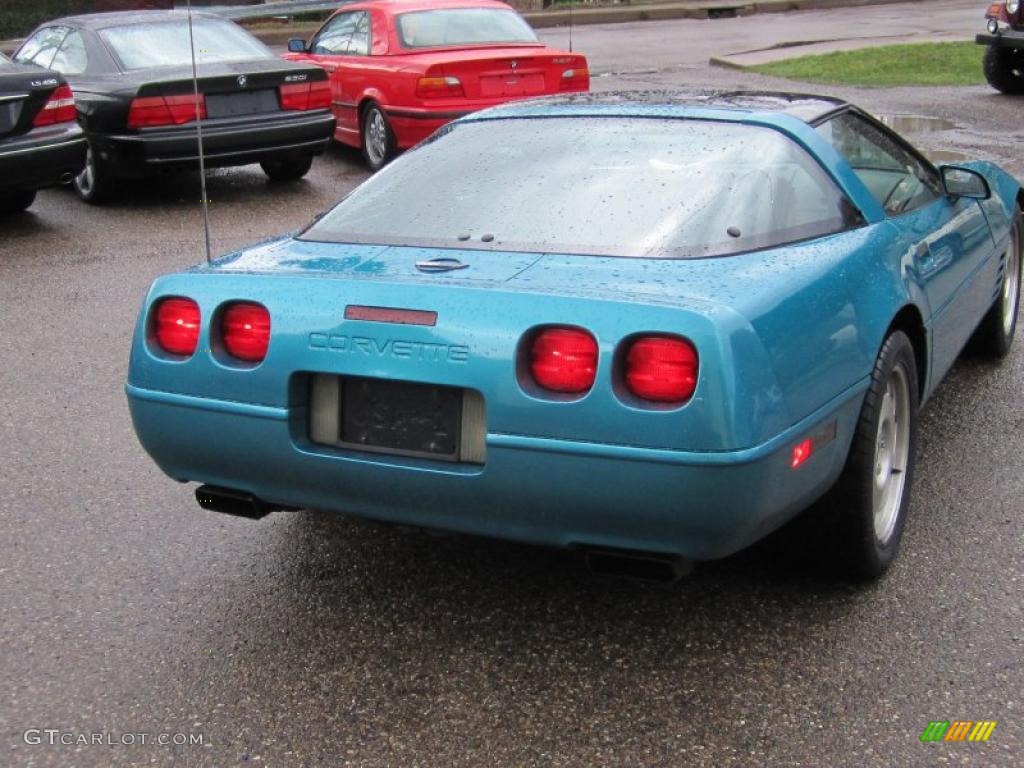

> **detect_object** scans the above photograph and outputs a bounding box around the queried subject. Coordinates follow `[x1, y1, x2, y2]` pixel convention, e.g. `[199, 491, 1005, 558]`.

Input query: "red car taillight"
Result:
[128, 94, 207, 128]
[222, 302, 271, 362]
[33, 84, 77, 127]
[530, 327, 598, 394]
[624, 336, 698, 404]
[279, 80, 331, 110]
[560, 67, 590, 91]
[415, 76, 465, 99]
[154, 298, 201, 356]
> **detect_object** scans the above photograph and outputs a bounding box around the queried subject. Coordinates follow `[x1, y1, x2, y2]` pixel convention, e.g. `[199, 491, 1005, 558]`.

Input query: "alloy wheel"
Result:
[76, 146, 96, 197]
[1002, 221, 1021, 337]
[872, 362, 911, 544]
[365, 109, 387, 166]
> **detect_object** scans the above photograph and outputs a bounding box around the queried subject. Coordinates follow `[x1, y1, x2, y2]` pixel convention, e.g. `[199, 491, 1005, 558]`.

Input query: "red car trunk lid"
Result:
[423, 49, 586, 100]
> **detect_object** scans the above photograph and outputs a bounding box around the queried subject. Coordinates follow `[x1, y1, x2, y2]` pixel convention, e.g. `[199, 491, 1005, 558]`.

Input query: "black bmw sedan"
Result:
[12, 11, 336, 204]
[0, 53, 86, 214]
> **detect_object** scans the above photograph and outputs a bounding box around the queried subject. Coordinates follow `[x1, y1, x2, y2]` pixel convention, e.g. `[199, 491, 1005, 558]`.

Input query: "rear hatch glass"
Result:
[303, 117, 862, 259]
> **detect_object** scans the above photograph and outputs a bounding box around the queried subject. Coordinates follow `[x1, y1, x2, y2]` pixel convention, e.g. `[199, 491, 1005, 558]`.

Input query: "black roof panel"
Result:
[49, 10, 221, 31]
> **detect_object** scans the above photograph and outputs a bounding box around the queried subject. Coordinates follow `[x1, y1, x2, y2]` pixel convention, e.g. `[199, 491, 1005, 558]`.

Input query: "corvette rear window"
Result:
[396, 9, 538, 49]
[303, 117, 863, 259]
[99, 19, 272, 71]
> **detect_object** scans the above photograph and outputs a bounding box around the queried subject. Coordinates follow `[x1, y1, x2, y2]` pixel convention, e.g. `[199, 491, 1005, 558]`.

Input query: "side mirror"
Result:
[287, 38, 307, 53]
[941, 165, 990, 200]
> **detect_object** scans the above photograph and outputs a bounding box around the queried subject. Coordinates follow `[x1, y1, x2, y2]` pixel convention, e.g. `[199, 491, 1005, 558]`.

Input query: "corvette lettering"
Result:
[308, 333, 468, 363]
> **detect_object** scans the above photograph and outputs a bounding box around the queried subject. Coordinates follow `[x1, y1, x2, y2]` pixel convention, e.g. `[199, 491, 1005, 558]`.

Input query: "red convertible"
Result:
[283, 0, 590, 169]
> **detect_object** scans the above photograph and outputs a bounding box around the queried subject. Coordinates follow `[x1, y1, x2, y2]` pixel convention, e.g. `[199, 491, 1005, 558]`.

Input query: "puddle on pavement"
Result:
[873, 114, 967, 163]
[923, 148, 972, 163]
[874, 114, 957, 133]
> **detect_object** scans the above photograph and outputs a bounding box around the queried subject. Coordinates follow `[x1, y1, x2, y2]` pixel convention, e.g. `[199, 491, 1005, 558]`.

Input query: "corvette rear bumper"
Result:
[95, 110, 336, 176]
[126, 380, 866, 561]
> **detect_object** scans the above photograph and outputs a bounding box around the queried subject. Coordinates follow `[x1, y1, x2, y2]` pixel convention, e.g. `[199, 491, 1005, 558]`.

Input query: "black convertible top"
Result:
[44, 10, 222, 31]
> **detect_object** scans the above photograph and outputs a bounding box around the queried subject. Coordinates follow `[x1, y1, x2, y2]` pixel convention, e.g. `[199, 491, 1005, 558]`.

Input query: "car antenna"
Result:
[569, 1, 574, 53]
[186, 0, 213, 264]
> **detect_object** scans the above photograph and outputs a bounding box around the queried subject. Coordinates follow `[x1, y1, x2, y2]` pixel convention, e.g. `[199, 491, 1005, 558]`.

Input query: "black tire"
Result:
[360, 102, 395, 172]
[73, 141, 113, 204]
[983, 45, 1024, 95]
[260, 152, 314, 182]
[971, 210, 1021, 358]
[806, 331, 920, 579]
[0, 189, 36, 214]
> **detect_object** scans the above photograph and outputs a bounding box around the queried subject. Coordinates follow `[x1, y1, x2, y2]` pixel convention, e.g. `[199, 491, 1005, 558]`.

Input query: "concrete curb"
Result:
[524, 0, 914, 28]
[710, 32, 974, 69]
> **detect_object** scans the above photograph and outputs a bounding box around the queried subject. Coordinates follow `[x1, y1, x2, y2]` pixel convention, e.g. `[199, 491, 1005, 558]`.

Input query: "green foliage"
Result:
[751, 42, 986, 87]
[1, 1, 96, 40]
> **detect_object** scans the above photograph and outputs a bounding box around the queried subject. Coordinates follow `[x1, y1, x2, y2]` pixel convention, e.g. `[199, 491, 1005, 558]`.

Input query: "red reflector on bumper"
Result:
[791, 438, 813, 469]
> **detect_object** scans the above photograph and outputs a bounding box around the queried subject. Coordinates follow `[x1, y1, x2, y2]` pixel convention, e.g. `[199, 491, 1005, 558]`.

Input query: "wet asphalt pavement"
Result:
[1, 4, 1022, 766]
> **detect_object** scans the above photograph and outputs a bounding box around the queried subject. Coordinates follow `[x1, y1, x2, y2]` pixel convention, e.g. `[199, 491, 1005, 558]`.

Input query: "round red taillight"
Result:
[624, 336, 698, 404]
[154, 297, 201, 356]
[222, 302, 271, 362]
[529, 327, 598, 394]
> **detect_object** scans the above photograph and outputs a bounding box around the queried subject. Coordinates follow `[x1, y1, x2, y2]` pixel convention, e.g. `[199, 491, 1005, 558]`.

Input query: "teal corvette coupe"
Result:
[126, 92, 1022, 580]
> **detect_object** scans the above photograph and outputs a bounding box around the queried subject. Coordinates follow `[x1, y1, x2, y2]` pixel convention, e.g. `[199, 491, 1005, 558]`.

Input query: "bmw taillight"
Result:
[222, 302, 270, 362]
[128, 93, 207, 128]
[154, 298, 201, 356]
[624, 336, 698, 404]
[560, 66, 590, 91]
[529, 327, 598, 394]
[415, 76, 465, 99]
[279, 80, 331, 110]
[33, 84, 77, 127]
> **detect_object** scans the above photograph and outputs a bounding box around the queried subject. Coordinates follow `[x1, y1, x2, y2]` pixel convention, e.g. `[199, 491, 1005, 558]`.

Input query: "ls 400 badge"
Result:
[308, 333, 468, 363]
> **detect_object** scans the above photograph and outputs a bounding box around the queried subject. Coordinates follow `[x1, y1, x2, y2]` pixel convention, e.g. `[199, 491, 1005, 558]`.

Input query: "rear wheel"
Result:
[0, 189, 36, 214]
[73, 142, 113, 204]
[808, 331, 919, 579]
[972, 211, 1021, 358]
[260, 152, 314, 182]
[983, 45, 1024, 95]
[361, 102, 394, 172]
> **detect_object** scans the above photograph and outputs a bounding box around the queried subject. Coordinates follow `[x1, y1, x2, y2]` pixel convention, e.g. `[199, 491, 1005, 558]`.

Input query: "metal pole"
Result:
[186, 0, 213, 264]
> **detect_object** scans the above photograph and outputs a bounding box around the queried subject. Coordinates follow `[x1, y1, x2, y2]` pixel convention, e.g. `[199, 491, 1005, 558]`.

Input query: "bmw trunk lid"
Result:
[418, 48, 588, 100]
[128, 59, 326, 116]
